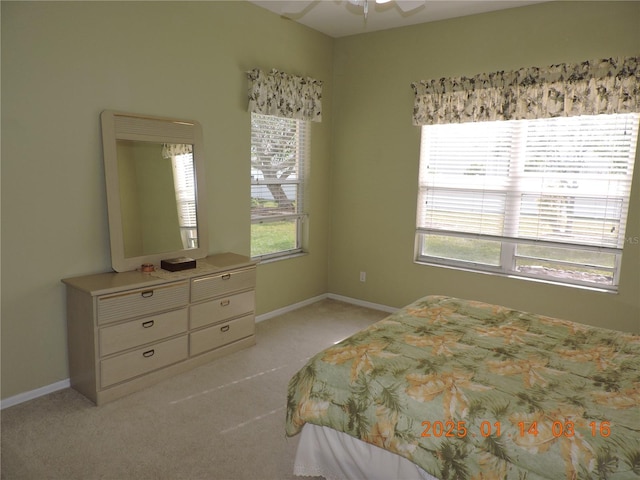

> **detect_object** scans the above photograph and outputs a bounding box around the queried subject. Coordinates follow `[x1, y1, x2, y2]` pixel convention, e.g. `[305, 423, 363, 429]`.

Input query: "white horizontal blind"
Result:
[251, 113, 307, 222]
[172, 153, 196, 228]
[418, 121, 513, 238]
[171, 152, 198, 249]
[417, 113, 639, 252]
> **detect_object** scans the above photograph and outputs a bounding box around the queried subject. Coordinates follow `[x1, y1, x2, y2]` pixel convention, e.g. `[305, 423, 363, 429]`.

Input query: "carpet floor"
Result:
[0, 299, 388, 480]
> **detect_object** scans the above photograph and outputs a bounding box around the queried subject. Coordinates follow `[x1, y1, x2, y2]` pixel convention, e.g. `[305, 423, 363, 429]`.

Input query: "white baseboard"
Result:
[1, 378, 70, 410]
[2, 293, 394, 409]
[327, 293, 398, 313]
[255, 293, 396, 323]
[255, 293, 329, 322]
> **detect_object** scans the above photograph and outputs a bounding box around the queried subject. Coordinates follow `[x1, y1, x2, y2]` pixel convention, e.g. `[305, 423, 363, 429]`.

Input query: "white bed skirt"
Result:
[293, 424, 439, 480]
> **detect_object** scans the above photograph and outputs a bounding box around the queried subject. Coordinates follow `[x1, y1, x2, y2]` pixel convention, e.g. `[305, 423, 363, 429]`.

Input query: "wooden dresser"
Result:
[62, 253, 257, 405]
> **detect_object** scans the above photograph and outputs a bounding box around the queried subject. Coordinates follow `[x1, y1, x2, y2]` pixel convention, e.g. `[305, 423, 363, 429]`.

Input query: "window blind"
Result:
[173, 153, 197, 228]
[251, 113, 307, 222]
[417, 113, 639, 252]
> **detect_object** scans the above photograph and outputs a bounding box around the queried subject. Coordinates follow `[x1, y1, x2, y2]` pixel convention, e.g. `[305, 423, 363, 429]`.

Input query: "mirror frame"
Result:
[101, 110, 209, 272]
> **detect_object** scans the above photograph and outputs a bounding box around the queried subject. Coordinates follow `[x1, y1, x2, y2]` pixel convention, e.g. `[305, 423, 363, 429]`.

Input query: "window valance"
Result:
[162, 143, 192, 159]
[411, 56, 639, 126]
[247, 68, 323, 123]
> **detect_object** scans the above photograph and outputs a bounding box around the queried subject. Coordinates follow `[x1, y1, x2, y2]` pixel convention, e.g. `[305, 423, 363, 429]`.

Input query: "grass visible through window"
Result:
[421, 234, 616, 285]
[251, 220, 297, 257]
[423, 235, 501, 265]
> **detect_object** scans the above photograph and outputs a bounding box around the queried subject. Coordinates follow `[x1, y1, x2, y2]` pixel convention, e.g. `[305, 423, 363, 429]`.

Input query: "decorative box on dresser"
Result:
[62, 253, 257, 405]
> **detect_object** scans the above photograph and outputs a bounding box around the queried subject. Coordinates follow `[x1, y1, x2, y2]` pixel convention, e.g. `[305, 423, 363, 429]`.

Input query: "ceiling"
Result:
[248, 0, 548, 38]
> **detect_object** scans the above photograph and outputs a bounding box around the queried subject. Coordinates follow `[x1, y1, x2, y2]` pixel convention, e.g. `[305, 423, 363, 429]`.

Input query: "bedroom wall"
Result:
[2, 1, 638, 404]
[1, 1, 333, 400]
[329, 1, 640, 332]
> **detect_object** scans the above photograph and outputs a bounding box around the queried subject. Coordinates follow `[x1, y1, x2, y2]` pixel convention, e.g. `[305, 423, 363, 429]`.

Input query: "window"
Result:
[415, 113, 639, 290]
[251, 113, 308, 260]
[172, 151, 197, 249]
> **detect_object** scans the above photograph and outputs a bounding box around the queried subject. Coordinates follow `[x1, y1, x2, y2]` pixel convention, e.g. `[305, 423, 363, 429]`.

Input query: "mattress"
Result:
[286, 295, 640, 479]
[294, 423, 438, 480]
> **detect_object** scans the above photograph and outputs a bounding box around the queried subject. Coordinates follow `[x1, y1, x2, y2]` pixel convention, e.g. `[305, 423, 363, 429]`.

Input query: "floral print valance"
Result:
[162, 143, 192, 159]
[247, 68, 323, 122]
[411, 56, 639, 126]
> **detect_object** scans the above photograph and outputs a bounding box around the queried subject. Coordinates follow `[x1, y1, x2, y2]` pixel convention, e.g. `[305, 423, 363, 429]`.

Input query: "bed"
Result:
[286, 295, 640, 480]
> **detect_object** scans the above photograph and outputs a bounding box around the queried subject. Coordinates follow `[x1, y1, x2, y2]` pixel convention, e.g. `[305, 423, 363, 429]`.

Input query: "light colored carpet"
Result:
[1, 299, 388, 480]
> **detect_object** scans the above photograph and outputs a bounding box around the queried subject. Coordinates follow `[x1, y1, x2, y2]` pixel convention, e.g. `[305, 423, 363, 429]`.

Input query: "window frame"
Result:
[250, 113, 309, 261]
[414, 113, 638, 292]
[415, 235, 623, 291]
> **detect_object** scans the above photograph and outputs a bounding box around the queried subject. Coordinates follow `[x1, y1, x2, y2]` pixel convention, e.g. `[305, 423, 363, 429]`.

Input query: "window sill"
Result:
[414, 258, 617, 294]
[252, 251, 308, 265]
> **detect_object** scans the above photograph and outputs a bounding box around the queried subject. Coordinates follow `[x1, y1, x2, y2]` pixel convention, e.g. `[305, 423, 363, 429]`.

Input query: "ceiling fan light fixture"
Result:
[352, 0, 426, 19]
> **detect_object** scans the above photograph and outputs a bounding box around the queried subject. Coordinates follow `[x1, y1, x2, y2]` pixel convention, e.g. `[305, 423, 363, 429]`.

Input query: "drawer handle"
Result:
[142, 349, 155, 358]
[220, 325, 230, 333]
[141, 290, 154, 298]
[220, 299, 230, 307]
[142, 320, 155, 328]
[221, 274, 231, 280]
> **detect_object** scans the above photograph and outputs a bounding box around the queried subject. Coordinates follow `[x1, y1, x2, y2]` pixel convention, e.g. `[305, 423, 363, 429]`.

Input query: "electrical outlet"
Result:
[359, 271, 366, 282]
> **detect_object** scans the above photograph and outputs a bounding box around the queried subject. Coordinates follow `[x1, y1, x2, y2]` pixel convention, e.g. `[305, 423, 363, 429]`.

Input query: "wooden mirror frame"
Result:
[101, 110, 209, 272]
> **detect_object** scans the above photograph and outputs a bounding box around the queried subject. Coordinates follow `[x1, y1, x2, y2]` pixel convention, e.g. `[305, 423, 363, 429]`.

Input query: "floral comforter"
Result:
[286, 296, 640, 480]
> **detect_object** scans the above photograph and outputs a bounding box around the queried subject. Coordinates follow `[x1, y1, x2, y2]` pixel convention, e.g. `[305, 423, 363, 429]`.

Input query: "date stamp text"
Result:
[420, 420, 611, 438]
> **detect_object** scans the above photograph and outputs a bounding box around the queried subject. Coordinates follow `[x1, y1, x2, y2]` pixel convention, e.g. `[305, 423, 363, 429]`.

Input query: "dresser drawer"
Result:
[100, 335, 188, 388]
[97, 282, 189, 325]
[99, 308, 188, 357]
[191, 267, 256, 303]
[190, 314, 255, 356]
[190, 290, 255, 330]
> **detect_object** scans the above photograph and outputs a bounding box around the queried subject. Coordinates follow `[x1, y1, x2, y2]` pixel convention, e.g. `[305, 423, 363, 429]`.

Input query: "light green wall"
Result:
[1, 1, 333, 399]
[329, 1, 640, 333]
[1, 1, 638, 402]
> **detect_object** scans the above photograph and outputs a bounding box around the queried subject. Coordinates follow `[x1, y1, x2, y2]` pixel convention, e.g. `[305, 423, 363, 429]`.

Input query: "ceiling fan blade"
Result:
[281, 0, 315, 14]
[395, 0, 426, 12]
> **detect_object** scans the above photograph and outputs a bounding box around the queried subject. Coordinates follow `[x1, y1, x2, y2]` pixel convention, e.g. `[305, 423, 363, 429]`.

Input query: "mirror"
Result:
[101, 110, 208, 272]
